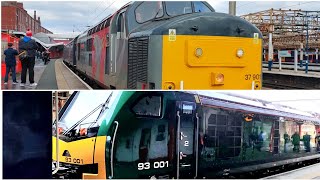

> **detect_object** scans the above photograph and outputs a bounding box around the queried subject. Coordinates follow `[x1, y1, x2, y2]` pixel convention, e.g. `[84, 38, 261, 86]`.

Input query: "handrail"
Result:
[52, 91, 60, 175]
[194, 113, 199, 178]
[176, 111, 181, 179]
[110, 121, 119, 178]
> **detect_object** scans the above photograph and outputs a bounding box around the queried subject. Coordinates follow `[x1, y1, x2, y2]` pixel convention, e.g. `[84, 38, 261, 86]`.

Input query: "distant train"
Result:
[63, 1, 263, 90]
[52, 91, 320, 179]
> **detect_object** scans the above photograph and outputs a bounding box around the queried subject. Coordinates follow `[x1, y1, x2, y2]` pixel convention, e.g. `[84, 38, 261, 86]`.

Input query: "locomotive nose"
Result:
[164, 12, 261, 38]
[160, 12, 262, 90]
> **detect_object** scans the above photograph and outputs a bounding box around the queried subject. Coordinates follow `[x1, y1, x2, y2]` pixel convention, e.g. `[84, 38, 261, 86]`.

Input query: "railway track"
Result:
[262, 82, 307, 89]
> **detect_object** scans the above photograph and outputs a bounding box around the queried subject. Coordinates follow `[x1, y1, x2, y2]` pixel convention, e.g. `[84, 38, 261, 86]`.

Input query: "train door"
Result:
[109, 9, 128, 88]
[176, 101, 198, 178]
[107, 95, 173, 178]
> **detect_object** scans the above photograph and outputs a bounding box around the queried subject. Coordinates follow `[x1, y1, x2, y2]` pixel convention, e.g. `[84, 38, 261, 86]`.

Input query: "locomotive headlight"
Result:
[211, 73, 224, 85]
[195, 48, 203, 58]
[236, 49, 244, 58]
[216, 73, 224, 83]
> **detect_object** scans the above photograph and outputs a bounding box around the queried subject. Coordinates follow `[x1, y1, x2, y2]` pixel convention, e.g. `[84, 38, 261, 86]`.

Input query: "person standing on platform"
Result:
[315, 131, 320, 152]
[3, 42, 19, 84]
[302, 132, 311, 152]
[284, 132, 290, 153]
[291, 132, 300, 152]
[18, 29, 38, 87]
[39, 51, 43, 62]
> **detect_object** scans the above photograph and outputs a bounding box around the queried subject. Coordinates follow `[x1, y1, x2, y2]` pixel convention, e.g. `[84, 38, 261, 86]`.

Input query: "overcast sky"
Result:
[22, 1, 320, 34]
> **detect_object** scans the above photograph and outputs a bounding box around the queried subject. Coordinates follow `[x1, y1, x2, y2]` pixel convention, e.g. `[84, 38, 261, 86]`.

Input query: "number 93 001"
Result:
[138, 161, 169, 170]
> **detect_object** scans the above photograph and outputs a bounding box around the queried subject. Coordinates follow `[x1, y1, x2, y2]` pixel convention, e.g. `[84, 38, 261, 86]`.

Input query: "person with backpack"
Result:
[3, 42, 19, 85]
[18, 29, 38, 87]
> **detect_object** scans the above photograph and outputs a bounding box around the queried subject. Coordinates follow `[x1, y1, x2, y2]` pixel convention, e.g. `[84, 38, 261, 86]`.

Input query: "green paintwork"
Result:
[97, 91, 135, 136]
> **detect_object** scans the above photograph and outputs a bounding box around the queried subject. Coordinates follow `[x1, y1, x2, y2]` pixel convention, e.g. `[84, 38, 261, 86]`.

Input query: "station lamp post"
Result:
[305, 11, 309, 74]
[268, 25, 274, 71]
[229, 1, 236, 16]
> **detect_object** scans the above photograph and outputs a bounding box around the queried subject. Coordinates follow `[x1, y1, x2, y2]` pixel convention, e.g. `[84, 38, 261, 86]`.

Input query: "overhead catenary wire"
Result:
[90, 0, 117, 25]
[278, 1, 317, 10]
[237, 1, 319, 16]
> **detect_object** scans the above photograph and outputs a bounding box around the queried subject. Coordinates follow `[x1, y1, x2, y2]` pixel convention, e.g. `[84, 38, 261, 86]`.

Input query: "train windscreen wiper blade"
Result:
[151, 8, 170, 22]
[88, 92, 113, 129]
[62, 103, 104, 136]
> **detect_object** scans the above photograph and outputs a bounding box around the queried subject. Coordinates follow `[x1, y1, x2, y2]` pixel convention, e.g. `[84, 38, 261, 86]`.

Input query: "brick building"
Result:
[1, 1, 52, 34]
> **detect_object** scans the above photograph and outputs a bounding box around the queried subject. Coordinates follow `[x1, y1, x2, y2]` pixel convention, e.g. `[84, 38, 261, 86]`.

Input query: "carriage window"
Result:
[105, 47, 110, 75]
[135, 2, 164, 23]
[88, 54, 92, 66]
[86, 38, 92, 51]
[132, 96, 162, 117]
[194, 2, 212, 13]
[166, 1, 192, 16]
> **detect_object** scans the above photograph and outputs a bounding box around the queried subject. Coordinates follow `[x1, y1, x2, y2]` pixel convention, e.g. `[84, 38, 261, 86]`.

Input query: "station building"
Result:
[1, 1, 52, 34]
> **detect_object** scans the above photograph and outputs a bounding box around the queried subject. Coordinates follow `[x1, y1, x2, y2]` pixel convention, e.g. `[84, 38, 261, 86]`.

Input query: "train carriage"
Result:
[64, 1, 263, 90]
[52, 91, 320, 179]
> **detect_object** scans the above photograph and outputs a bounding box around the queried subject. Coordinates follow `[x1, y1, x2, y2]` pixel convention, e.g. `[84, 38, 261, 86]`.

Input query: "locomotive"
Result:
[63, 1, 263, 90]
[52, 91, 320, 179]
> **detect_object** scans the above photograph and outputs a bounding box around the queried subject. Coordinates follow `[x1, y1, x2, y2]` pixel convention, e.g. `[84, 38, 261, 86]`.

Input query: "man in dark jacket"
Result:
[4, 42, 19, 84]
[18, 29, 38, 87]
[291, 132, 300, 152]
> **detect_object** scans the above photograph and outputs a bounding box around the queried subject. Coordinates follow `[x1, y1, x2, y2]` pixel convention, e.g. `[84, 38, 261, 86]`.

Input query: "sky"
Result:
[21, 1, 320, 34]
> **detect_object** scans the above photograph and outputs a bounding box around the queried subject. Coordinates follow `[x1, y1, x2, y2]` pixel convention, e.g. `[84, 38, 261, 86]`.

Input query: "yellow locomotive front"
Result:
[162, 33, 262, 90]
[125, 2, 262, 90]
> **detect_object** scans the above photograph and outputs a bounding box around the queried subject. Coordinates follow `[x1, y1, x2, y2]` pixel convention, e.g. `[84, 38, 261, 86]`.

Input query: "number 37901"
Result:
[245, 74, 260, 80]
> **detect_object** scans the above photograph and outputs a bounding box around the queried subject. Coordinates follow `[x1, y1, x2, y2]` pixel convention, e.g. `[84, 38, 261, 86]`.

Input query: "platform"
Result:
[263, 163, 320, 179]
[1, 58, 91, 90]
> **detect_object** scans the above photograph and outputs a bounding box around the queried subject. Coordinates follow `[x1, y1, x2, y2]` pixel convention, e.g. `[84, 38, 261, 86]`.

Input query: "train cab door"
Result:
[176, 101, 198, 178]
[109, 8, 128, 88]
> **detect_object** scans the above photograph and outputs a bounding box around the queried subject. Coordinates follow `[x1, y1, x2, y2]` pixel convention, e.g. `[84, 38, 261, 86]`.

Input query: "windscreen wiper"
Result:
[88, 92, 113, 129]
[151, 8, 170, 22]
[62, 103, 104, 136]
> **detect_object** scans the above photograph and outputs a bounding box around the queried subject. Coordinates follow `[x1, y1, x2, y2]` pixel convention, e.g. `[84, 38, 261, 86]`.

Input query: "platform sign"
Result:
[279, 50, 292, 57]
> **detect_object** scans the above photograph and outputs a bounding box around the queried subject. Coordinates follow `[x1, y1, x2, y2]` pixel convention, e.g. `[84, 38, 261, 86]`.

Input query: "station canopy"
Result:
[8, 31, 64, 52]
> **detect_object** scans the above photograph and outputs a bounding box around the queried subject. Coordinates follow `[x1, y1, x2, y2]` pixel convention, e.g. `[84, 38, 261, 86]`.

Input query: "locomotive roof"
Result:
[190, 91, 319, 123]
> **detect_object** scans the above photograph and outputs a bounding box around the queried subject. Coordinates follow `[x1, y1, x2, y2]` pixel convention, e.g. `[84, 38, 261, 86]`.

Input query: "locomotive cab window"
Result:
[166, 1, 192, 16]
[132, 95, 162, 117]
[194, 2, 212, 13]
[135, 2, 164, 23]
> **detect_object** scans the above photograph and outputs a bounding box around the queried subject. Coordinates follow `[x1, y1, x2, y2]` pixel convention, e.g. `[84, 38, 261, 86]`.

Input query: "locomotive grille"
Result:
[128, 37, 149, 89]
